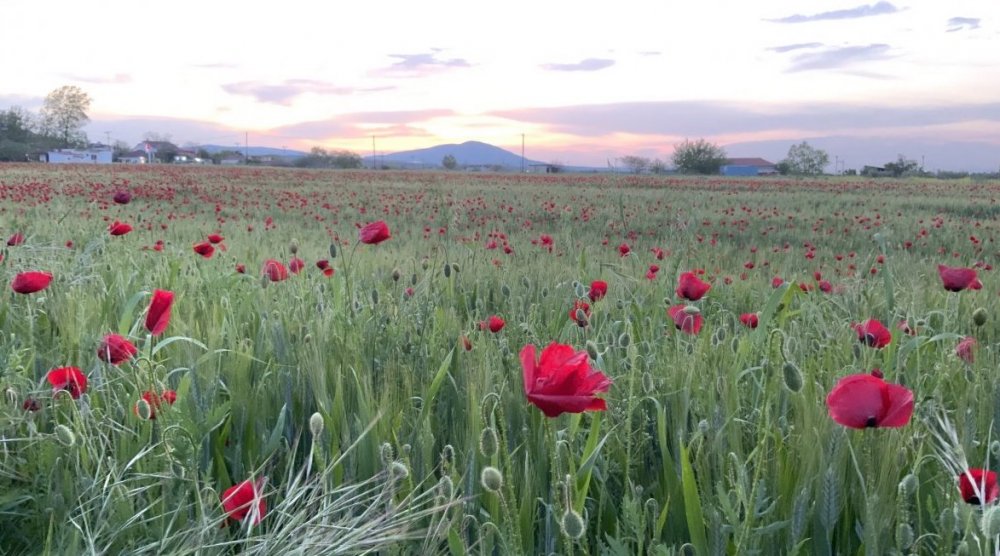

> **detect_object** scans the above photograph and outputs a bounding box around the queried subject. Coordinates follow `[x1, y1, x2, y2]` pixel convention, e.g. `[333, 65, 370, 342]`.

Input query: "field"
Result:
[0, 165, 999, 555]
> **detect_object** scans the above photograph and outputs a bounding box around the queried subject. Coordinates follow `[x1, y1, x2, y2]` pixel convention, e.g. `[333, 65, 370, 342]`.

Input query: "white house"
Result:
[47, 147, 113, 164]
[119, 150, 148, 164]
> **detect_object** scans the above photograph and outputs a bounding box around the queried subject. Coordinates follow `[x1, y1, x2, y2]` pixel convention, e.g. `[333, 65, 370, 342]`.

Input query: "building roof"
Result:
[724, 158, 775, 167]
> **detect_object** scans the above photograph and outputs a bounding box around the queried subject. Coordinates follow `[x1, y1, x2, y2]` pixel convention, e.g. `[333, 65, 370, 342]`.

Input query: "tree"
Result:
[650, 158, 668, 175]
[671, 139, 727, 175]
[621, 155, 650, 174]
[780, 142, 829, 175]
[40, 86, 91, 147]
[884, 155, 919, 177]
[442, 154, 457, 170]
[330, 150, 362, 169]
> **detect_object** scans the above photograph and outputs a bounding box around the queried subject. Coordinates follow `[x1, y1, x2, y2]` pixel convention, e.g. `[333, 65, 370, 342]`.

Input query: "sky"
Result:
[2, 0, 998, 170]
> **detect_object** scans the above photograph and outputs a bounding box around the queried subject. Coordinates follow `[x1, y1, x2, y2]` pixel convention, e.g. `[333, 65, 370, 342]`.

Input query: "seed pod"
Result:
[480, 466, 503, 492]
[783, 362, 803, 393]
[561, 509, 586, 540]
[479, 427, 499, 458]
[309, 412, 324, 437]
[973, 308, 987, 327]
[55, 424, 76, 447]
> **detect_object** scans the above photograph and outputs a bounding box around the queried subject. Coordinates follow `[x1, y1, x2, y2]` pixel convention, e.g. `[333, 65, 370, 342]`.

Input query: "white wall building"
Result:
[47, 147, 112, 164]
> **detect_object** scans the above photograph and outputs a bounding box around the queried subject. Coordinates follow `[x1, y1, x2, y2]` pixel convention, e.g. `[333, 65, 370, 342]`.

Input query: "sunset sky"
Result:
[2, 0, 998, 170]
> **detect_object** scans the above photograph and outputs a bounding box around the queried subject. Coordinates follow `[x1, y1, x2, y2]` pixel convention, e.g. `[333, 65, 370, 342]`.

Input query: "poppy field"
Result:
[1, 165, 1000, 555]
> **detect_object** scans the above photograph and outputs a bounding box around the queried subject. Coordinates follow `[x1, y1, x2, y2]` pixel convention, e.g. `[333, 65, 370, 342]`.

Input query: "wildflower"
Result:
[11, 271, 52, 294]
[144, 289, 173, 336]
[826, 373, 913, 429]
[520, 342, 612, 417]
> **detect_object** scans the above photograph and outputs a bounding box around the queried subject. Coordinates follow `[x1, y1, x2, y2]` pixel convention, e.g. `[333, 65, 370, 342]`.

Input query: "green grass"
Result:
[0, 165, 998, 554]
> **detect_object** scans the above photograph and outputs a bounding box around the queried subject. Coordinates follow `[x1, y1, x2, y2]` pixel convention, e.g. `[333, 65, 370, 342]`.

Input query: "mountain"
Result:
[363, 141, 545, 169]
[196, 144, 307, 157]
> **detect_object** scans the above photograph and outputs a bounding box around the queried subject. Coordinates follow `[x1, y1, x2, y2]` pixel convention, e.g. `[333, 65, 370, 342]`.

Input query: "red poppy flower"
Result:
[588, 280, 608, 302]
[162, 389, 177, 405]
[288, 257, 305, 274]
[618, 243, 631, 257]
[109, 221, 133, 236]
[145, 289, 173, 336]
[113, 191, 132, 204]
[667, 305, 703, 335]
[959, 469, 999, 505]
[207, 233, 224, 244]
[826, 373, 913, 429]
[7, 232, 24, 246]
[675, 271, 711, 301]
[11, 271, 52, 294]
[739, 313, 759, 328]
[818, 280, 833, 293]
[315, 259, 330, 270]
[46, 366, 87, 399]
[938, 264, 982, 292]
[480, 315, 505, 333]
[322, 267, 334, 277]
[133, 389, 176, 419]
[854, 319, 891, 348]
[520, 342, 612, 417]
[97, 334, 137, 365]
[956, 336, 976, 364]
[651, 247, 665, 260]
[262, 259, 289, 282]
[898, 320, 917, 336]
[771, 276, 784, 288]
[222, 478, 267, 525]
[235, 263, 246, 274]
[359, 220, 391, 245]
[193, 242, 215, 258]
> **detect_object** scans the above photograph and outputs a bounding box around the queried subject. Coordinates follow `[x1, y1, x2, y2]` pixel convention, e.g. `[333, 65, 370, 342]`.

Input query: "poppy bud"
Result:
[501, 284, 511, 298]
[54, 424, 76, 447]
[411, 273, 418, 286]
[698, 419, 710, 435]
[440, 444, 455, 470]
[898, 474, 918, 498]
[480, 466, 503, 492]
[642, 372, 655, 394]
[259, 273, 270, 289]
[618, 333, 631, 347]
[782, 362, 803, 393]
[973, 308, 987, 326]
[585, 341, 599, 360]
[391, 268, 401, 282]
[574, 282, 586, 298]
[443, 263, 451, 278]
[461, 335, 472, 351]
[328, 243, 337, 258]
[135, 398, 153, 420]
[992, 440, 1000, 457]
[574, 309, 589, 325]
[682, 305, 700, 315]
[479, 427, 498, 458]
[541, 287, 548, 297]
[390, 461, 409, 480]
[561, 509, 586, 540]
[371, 288, 379, 305]
[896, 523, 915, 551]
[437, 476, 454, 499]
[521, 276, 530, 288]
[421, 257, 429, 270]
[380, 442, 395, 465]
[451, 263, 460, 274]
[289, 240, 298, 255]
[309, 412, 324, 438]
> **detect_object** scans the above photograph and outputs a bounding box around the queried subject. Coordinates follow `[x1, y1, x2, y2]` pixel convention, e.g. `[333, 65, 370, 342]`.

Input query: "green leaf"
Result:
[263, 403, 288, 457]
[681, 443, 708, 555]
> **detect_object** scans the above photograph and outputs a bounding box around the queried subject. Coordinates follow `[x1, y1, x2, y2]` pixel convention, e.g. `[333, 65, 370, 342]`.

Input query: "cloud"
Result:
[377, 51, 471, 77]
[541, 58, 615, 72]
[490, 100, 1000, 138]
[268, 109, 455, 140]
[638, 51, 662, 57]
[785, 44, 893, 72]
[947, 17, 981, 32]
[768, 1, 900, 23]
[222, 80, 394, 105]
[768, 42, 824, 53]
[85, 115, 240, 147]
[64, 73, 132, 85]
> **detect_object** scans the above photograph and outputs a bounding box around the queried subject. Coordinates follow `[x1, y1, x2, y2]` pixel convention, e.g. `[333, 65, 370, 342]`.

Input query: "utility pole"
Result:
[245, 132, 249, 164]
[521, 133, 525, 173]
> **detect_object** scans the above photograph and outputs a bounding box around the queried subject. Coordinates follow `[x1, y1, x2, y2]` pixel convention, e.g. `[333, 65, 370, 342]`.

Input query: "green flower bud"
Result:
[390, 461, 409, 480]
[585, 341, 599, 360]
[480, 466, 503, 492]
[328, 243, 337, 258]
[55, 424, 76, 447]
[783, 362, 803, 393]
[309, 412, 324, 438]
[973, 308, 987, 327]
[479, 427, 498, 458]
[561, 509, 586, 540]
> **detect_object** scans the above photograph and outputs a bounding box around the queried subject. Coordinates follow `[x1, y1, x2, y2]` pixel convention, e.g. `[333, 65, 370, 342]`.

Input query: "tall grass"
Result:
[0, 165, 998, 554]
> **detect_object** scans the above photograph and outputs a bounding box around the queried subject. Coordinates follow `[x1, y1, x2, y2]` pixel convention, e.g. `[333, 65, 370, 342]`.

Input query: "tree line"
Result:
[0, 85, 91, 161]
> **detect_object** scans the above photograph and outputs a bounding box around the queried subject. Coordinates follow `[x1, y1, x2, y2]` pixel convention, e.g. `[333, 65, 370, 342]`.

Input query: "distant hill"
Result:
[196, 144, 307, 157]
[363, 140, 545, 169]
